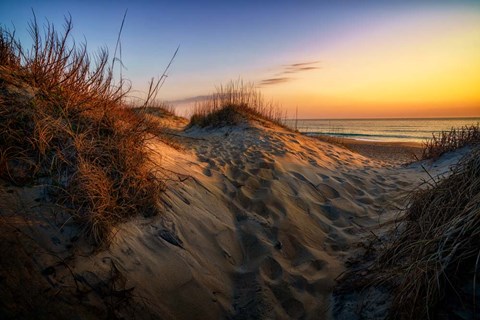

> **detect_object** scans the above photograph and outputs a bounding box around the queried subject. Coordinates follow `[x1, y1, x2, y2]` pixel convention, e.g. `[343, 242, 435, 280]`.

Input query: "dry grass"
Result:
[367, 148, 480, 319]
[422, 123, 480, 159]
[139, 100, 177, 117]
[189, 80, 286, 128]
[0, 17, 165, 244]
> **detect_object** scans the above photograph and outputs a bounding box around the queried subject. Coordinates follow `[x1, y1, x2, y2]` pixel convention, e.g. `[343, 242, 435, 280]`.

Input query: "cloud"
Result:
[281, 61, 321, 75]
[168, 94, 211, 105]
[289, 61, 320, 68]
[170, 60, 321, 105]
[258, 60, 320, 86]
[283, 66, 319, 73]
[258, 77, 291, 86]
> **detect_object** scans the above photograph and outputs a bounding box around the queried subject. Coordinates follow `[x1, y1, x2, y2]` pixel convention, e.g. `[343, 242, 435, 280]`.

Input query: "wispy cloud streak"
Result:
[258, 77, 291, 86]
[258, 60, 320, 86]
[168, 95, 211, 105]
[171, 61, 321, 104]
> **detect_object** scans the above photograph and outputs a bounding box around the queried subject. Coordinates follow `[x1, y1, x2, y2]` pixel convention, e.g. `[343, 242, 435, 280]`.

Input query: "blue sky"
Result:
[2, 1, 479, 118]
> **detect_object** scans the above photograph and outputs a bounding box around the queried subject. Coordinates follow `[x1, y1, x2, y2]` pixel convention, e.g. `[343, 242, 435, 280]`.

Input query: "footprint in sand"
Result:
[291, 171, 308, 182]
[311, 259, 327, 271]
[280, 235, 315, 267]
[331, 176, 345, 183]
[356, 196, 374, 205]
[319, 202, 335, 217]
[316, 183, 340, 199]
[295, 258, 328, 278]
[306, 277, 333, 297]
[308, 159, 320, 167]
[342, 181, 360, 195]
[291, 274, 308, 291]
[260, 256, 283, 280]
[316, 173, 330, 181]
[282, 298, 306, 319]
[267, 200, 288, 217]
[326, 233, 349, 251]
[240, 231, 269, 262]
[247, 167, 260, 175]
[251, 200, 279, 221]
[258, 160, 274, 170]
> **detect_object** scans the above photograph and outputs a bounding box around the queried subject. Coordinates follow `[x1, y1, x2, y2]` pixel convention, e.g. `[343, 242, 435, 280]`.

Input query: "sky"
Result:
[1, 0, 479, 119]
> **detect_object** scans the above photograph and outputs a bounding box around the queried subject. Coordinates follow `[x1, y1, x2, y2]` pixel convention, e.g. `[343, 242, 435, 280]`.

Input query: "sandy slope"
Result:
[0, 116, 468, 319]
[69, 119, 467, 319]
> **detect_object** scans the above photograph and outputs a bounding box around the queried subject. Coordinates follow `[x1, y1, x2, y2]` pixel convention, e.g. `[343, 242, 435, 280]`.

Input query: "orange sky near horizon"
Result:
[5, 2, 478, 119]
[259, 9, 480, 119]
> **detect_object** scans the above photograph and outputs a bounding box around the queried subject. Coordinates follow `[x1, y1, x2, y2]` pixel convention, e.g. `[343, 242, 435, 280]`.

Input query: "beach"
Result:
[289, 118, 480, 143]
[1, 5, 479, 318]
[0, 103, 474, 319]
[10, 105, 470, 316]
[339, 138, 423, 164]
[110, 117, 467, 319]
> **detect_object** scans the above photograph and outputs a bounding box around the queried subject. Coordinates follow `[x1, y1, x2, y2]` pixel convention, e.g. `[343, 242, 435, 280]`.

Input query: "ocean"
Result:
[285, 117, 480, 143]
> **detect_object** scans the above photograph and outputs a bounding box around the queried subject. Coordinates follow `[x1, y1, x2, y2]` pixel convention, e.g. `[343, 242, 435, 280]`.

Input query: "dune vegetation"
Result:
[422, 123, 480, 159]
[0, 17, 165, 244]
[335, 146, 480, 319]
[189, 80, 286, 128]
[382, 149, 479, 319]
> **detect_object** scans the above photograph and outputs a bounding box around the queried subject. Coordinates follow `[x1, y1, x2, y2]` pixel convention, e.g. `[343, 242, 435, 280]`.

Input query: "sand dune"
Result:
[0, 113, 468, 319]
[64, 118, 466, 319]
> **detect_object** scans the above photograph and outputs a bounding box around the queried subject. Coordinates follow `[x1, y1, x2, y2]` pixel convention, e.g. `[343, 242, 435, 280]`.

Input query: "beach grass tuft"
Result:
[422, 123, 480, 159]
[374, 148, 480, 319]
[137, 100, 178, 118]
[0, 16, 164, 244]
[334, 146, 480, 319]
[189, 80, 286, 128]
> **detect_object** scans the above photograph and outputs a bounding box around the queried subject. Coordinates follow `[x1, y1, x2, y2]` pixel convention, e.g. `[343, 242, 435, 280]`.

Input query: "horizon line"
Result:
[287, 116, 480, 121]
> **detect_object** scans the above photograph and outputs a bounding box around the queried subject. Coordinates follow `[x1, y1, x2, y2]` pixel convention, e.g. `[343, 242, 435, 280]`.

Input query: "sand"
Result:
[78, 119, 464, 319]
[340, 138, 423, 164]
[314, 136, 424, 165]
[0, 115, 468, 319]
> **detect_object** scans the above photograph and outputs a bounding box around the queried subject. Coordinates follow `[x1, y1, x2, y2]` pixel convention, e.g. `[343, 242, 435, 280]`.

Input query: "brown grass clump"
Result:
[369, 148, 480, 319]
[422, 123, 480, 159]
[138, 100, 178, 118]
[189, 80, 286, 128]
[0, 17, 164, 244]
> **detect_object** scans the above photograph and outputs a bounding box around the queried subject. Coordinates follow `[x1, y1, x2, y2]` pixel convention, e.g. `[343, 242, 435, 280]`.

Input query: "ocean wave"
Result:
[293, 118, 480, 142]
[304, 132, 426, 140]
